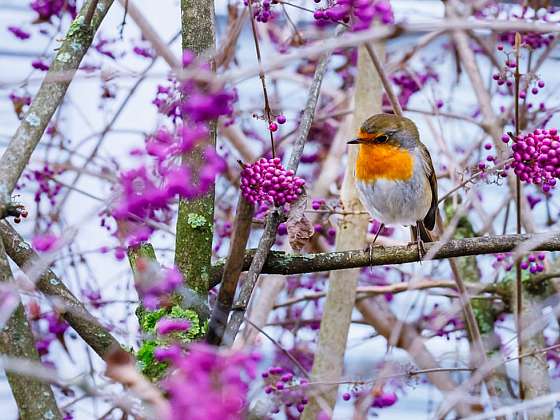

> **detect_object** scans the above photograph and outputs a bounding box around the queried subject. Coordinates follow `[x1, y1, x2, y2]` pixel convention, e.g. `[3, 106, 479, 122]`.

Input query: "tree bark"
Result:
[174, 0, 217, 307]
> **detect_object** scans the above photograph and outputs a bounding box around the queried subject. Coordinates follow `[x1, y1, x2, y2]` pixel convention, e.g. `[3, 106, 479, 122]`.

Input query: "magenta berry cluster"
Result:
[520, 252, 546, 274]
[31, 0, 77, 22]
[506, 128, 560, 192]
[313, 0, 393, 31]
[240, 158, 305, 206]
[244, 0, 277, 23]
[499, 32, 555, 51]
[262, 366, 309, 415]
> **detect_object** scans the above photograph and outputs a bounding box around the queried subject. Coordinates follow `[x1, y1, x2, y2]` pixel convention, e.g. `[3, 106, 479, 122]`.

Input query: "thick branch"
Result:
[212, 233, 560, 284]
[0, 222, 120, 359]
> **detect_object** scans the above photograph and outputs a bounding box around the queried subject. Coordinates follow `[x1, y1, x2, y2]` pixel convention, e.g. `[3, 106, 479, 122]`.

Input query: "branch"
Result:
[0, 222, 121, 359]
[0, 0, 114, 202]
[211, 232, 560, 284]
[206, 196, 253, 345]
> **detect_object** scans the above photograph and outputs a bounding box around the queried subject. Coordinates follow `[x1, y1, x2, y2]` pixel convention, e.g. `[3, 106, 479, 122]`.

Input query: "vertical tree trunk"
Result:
[0, 242, 61, 419]
[174, 0, 217, 309]
[302, 44, 382, 419]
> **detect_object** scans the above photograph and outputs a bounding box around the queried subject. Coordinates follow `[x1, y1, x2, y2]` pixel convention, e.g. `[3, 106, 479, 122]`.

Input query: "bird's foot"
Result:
[416, 237, 426, 261]
[406, 239, 426, 261]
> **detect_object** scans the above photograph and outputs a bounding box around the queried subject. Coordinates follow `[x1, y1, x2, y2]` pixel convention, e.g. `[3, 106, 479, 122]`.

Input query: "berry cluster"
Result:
[262, 366, 309, 415]
[244, 0, 277, 23]
[499, 32, 555, 51]
[505, 128, 560, 192]
[341, 386, 398, 409]
[240, 158, 305, 206]
[313, 0, 393, 31]
[31, 0, 77, 22]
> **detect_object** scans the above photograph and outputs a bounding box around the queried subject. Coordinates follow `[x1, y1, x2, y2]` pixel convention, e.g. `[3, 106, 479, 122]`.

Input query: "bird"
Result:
[347, 113, 438, 257]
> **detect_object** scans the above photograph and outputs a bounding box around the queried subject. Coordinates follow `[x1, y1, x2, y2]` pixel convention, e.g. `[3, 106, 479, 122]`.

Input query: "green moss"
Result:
[137, 340, 168, 380]
[135, 305, 207, 379]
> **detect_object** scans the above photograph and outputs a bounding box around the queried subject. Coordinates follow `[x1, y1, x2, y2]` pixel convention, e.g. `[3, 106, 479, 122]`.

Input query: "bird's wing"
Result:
[419, 143, 438, 231]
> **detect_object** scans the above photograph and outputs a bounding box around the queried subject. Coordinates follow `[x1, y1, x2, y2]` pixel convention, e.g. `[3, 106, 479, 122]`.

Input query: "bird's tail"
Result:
[410, 221, 433, 243]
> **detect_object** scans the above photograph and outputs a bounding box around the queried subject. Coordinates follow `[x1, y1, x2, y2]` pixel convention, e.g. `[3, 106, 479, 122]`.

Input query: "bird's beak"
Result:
[347, 138, 362, 144]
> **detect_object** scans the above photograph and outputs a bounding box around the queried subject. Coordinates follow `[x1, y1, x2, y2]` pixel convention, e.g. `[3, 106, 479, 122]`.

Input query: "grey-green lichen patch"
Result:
[25, 113, 40, 127]
[57, 52, 72, 63]
[70, 40, 84, 52]
[187, 212, 207, 229]
[49, 278, 60, 285]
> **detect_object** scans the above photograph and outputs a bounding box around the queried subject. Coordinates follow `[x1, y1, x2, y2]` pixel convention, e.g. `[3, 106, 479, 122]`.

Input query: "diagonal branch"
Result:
[0, 222, 120, 359]
[0, 0, 114, 203]
[206, 196, 253, 345]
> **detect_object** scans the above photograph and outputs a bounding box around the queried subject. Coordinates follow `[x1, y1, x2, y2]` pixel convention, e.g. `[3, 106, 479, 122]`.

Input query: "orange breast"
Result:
[355, 144, 414, 182]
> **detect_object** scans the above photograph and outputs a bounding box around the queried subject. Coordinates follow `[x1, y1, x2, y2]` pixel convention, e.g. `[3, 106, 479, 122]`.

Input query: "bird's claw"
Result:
[416, 238, 426, 261]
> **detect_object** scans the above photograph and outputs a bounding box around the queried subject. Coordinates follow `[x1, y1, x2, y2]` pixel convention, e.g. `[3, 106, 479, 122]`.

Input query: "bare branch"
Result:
[212, 232, 560, 283]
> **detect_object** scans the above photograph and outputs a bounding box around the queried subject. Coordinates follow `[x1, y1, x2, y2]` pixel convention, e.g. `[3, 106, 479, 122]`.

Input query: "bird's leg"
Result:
[364, 222, 385, 265]
[415, 221, 426, 260]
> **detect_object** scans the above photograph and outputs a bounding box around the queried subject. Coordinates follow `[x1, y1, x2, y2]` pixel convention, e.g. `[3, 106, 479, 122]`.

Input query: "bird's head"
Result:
[347, 113, 419, 150]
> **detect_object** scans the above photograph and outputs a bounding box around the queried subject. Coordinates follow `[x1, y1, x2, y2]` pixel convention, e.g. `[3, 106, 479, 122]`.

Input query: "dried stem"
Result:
[364, 43, 402, 116]
[116, 0, 181, 68]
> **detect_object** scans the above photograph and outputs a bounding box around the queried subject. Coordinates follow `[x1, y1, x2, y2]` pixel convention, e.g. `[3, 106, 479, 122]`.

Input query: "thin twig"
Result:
[514, 31, 524, 401]
[364, 43, 403, 116]
[247, 0, 276, 157]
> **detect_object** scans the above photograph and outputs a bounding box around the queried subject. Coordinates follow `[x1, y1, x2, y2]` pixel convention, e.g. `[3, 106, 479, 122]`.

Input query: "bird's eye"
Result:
[375, 135, 388, 143]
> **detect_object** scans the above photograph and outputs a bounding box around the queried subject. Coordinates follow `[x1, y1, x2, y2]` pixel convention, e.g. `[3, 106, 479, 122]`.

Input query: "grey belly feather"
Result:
[355, 155, 431, 226]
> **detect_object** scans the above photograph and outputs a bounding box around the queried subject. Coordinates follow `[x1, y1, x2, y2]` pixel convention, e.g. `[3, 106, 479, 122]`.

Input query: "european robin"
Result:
[347, 113, 438, 256]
